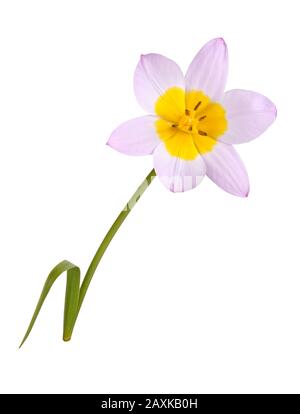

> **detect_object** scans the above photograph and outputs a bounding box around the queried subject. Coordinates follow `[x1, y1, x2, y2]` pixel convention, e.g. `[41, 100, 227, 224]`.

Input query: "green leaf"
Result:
[19, 260, 80, 347]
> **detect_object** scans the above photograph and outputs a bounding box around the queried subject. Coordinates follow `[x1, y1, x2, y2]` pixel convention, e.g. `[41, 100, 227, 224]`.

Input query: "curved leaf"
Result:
[20, 260, 80, 347]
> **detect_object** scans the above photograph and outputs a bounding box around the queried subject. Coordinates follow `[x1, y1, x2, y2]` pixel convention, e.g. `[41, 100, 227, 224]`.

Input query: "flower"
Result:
[107, 38, 276, 195]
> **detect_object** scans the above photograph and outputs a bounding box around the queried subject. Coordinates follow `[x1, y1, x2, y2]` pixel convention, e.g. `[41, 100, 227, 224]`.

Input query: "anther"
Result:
[185, 109, 190, 116]
[198, 130, 207, 136]
[171, 124, 177, 128]
[198, 115, 207, 121]
[188, 126, 193, 131]
[194, 101, 202, 111]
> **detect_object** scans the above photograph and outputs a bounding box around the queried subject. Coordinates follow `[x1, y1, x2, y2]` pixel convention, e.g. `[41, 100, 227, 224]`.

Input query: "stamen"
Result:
[198, 115, 207, 121]
[194, 101, 202, 111]
[198, 130, 207, 136]
[171, 124, 177, 128]
[188, 126, 193, 131]
[185, 109, 190, 116]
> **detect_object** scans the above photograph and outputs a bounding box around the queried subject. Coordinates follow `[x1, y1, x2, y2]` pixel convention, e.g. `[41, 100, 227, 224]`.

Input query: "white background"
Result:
[0, 0, 299, 394]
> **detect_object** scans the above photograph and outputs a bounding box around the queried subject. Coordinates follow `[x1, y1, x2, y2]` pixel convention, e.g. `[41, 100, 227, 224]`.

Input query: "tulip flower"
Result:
[108, 38, 276, 195]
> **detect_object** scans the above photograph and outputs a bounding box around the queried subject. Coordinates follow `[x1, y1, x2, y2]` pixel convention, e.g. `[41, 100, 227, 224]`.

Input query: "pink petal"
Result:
[220, 89, 277, 144]
[107, 116, 160, 156]
[134, 53, 185, 114]
[153, 143, 206, 192]
[202, 142, 249, 197]
[185, 38, 228, 101]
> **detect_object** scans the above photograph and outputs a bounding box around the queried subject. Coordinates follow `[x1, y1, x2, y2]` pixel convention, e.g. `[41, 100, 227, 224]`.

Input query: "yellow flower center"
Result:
[155, 87, 227, 160]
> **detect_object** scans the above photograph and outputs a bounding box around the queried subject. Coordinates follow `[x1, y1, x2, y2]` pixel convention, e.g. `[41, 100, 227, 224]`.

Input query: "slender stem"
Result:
[20, 168, 157, 346]
[74, 168, 156, 327]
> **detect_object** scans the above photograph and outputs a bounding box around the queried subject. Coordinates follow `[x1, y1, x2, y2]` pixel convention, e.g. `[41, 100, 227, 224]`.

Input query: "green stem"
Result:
[20, 169, 156, 347]
[67, 168, 156, 339]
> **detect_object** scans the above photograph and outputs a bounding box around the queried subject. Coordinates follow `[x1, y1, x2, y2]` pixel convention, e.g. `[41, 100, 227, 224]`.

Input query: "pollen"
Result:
[194, 101, 202, 111]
